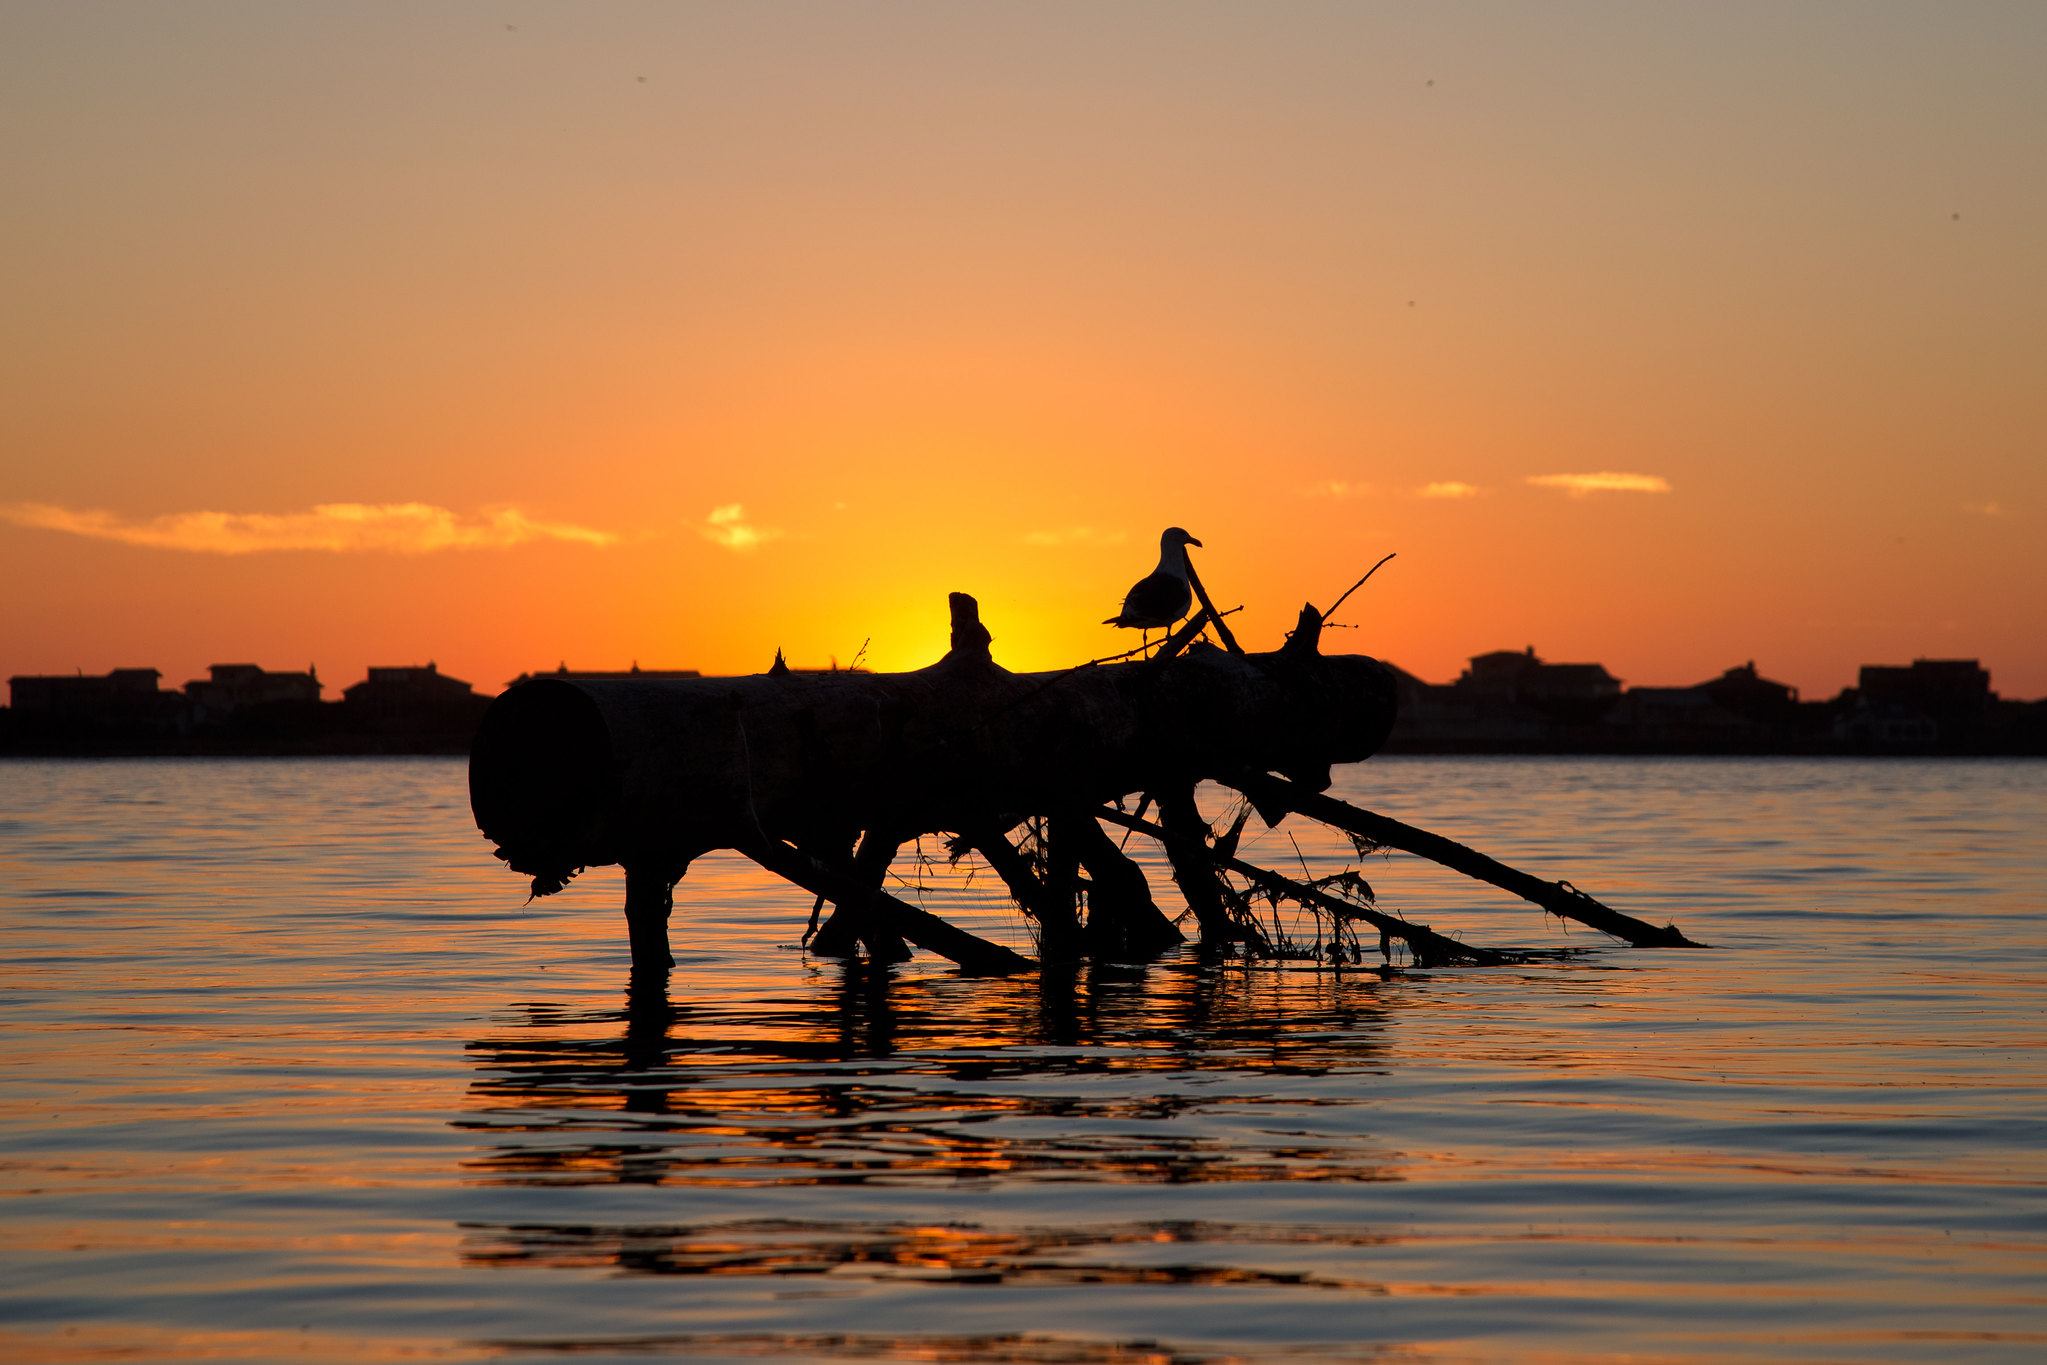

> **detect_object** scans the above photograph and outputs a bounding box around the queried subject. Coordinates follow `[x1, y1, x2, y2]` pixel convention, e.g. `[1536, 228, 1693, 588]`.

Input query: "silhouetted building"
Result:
[4, 667, 194, 745]
[1455, 648, 1540, 698]
[183, 663, 321, 721]
[1385, 655, 1834, 753]
[1833, 658, 1995, 749]
[342, 663, 479, 720]
[1451, 646, 1621, 727]
[1456, 647, 1621, 704]
[1834, 705, 1940, 746]
[507, 663, 702, 688]
[331, 663, 489, 751]
[10, 667, 168, 718]
[1855, 659, 1993, 717]
[1602, 686, 1763, 748]
[1697, 661, 1800, 723]
[1381, 661, 1552, 751]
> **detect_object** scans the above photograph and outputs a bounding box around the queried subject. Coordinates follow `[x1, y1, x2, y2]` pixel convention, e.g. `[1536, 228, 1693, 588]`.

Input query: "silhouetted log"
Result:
[1044, 817, 1084, 950]
[732, 834, 1034, 976]
[808, 830, 913, 962]
[1092, 806, 1510, 967]
[791, 831, 855, 953]
[623, 863, 682, 972]
[471, 595, 1397, 900]
[1220, 772, 1705, 948]
[1049, 812, 1185, 959]
[854, 828, 916, 962]
[963, 824, 1085, 960]
[1154, 785, 1250, 946]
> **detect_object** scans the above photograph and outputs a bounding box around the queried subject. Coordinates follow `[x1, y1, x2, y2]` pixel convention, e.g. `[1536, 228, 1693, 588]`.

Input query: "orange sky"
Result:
[4, 4, 2043, 700]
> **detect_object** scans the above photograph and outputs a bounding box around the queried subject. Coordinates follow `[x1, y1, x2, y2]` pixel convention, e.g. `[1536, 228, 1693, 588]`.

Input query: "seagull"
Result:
[1104, 527, 1202, 646]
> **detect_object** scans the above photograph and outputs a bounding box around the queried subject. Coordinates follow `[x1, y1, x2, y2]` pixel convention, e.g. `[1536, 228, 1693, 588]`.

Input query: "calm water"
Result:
[2, 757, 2043, 1363]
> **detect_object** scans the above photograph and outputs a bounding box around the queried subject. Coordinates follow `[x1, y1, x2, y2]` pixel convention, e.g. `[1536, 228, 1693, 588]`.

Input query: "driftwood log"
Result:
[469, 593, 1700, 973]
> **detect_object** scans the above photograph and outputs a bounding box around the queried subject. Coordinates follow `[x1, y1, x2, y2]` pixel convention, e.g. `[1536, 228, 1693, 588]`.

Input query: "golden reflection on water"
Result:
[457, 964, 1403, 1191]
[461, 1219, 1403, 1288]
[5, 757, 2047, 1363]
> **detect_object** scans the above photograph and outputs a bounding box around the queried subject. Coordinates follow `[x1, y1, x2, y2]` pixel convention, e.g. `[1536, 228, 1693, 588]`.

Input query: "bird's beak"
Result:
[1188, 537, 1203, 548]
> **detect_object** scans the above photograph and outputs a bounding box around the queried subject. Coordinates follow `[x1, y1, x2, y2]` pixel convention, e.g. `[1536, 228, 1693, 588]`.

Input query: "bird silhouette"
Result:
[1104, 528, 1202, 645]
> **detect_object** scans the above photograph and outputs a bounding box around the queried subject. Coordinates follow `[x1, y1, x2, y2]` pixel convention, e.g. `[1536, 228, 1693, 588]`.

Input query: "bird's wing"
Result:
[1110, 571, 1193, 627]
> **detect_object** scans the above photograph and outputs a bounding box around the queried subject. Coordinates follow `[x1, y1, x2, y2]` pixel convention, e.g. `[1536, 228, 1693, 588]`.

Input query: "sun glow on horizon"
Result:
[1, 6, 2041, 698]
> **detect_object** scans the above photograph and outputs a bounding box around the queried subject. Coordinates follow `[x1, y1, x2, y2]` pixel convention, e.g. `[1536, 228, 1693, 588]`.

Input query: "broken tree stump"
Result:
[471, 593, 1395, 971]
[470, 590, 1696, 973]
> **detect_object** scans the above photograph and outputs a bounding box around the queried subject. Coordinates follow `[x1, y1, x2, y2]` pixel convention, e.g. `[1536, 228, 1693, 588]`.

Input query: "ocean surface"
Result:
[1, 756, 2043, 1363]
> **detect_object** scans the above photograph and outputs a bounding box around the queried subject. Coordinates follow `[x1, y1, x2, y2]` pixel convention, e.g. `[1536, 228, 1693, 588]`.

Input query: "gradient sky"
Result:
[4, 2, 2043, 700]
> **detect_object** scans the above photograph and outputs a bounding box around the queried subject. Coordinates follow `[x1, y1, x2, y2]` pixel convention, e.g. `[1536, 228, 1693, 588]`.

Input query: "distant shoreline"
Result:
[9, 649, 2043, 759]
[4, 741, 2041, 760]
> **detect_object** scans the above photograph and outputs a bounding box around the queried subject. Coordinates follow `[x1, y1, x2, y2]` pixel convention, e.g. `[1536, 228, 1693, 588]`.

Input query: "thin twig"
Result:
[1322, 553, 1397, 625]
[1287, 830, 1316, 883]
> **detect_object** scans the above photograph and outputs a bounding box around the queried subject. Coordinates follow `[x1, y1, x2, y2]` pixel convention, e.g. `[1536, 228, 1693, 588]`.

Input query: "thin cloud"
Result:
[1300, 480, 1373, 499]
[0, 501, 618, 554]
[1963, 500, 2013, 517]
[1416, 481, 1484, 499]
[1526, 471, 1672, 497]
[701, 503, 782, 550]
[1022, 527, 1127, 547]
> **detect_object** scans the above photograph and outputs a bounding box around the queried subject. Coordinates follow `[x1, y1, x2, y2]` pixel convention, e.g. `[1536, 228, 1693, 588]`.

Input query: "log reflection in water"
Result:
[454, 965, 1400, 1211]
[475, 1329, 1407, 1362]
[462, 1217, 1399, 1289]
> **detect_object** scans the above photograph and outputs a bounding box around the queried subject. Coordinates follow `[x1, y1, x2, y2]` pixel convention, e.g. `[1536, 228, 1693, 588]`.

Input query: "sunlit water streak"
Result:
[1, 756, 2043, 1363]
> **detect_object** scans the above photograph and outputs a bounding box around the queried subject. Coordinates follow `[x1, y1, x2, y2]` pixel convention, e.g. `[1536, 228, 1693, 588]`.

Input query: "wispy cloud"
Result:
[1526, 471, 1672, 497]
[1022, 526, 1127, 547]
[1300, 480, 1373, 499]
[0, 501, 618, 554]
[700, 503, 782, 550]
[1416, 481, 1484, 499]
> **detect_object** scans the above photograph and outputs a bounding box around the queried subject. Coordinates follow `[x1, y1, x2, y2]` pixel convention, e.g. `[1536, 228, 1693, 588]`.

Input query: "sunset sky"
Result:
[4, 3, 2042, 700]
